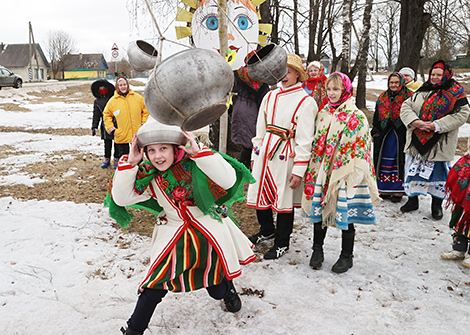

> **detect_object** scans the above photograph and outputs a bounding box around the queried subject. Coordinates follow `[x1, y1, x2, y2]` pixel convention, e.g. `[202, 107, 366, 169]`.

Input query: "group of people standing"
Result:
[371, 61, 470, 268]
[246, 54, 378, 274]
[98, 56, 470, 335]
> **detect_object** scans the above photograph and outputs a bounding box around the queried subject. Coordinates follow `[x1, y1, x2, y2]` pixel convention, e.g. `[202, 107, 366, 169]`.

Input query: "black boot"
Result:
[309, 222, 327, 269]
[332, 225, 355, 274]
[400, 196, 419, 213]
[431, 196, 443, 220]
[309, 246, 324, 269]
[120, 323, 143, 335]
[331, 254, 353, 273]
[223, 281, 241, 313]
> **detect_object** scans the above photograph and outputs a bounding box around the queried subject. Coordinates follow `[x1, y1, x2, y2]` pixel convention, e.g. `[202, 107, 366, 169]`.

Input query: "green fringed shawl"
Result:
[104, 151, 255, 229]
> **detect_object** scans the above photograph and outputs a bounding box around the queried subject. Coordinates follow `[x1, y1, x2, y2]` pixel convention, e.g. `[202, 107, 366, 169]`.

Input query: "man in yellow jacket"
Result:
[104, 77, 149, 167]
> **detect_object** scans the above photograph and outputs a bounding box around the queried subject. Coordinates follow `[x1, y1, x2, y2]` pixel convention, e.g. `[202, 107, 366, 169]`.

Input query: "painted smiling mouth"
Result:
[214, 45, 241, 53]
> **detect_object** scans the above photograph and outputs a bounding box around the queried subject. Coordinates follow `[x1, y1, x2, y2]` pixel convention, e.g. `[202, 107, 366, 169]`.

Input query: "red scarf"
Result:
[412, 61, 467, 155]
[377, 73, 412, 129]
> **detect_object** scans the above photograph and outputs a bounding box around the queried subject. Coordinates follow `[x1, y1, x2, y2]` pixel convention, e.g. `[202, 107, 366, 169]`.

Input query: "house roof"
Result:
[0, 43, 50, 68]
[65, 54, 108, 71]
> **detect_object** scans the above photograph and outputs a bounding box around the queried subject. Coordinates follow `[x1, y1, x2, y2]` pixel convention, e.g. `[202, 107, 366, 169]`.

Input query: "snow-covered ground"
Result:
[1, 79, 470, 335]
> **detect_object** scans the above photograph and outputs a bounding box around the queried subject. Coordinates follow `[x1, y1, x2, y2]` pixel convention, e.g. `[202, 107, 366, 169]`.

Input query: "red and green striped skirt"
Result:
[140, 225, 225, 292]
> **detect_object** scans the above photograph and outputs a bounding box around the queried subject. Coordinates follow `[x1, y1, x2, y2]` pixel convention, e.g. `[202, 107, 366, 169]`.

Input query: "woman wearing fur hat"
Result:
[400, 60, 470, 220]
[302, 61, 328, 110]
[91, 79, 116, 168]
[106, 121, 256, 335]
[247, 53, 317, 259]
[399, 67, 423, 92]
[103, 77, 149, 167]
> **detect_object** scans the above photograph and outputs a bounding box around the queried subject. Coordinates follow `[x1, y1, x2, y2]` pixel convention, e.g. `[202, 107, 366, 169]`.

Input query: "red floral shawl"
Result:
[445, 154, 470, 236]
[376, 72, 413, 129]
[412, 61, 467, 155]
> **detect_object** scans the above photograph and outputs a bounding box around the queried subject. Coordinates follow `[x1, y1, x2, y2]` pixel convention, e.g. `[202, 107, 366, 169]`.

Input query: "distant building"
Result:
[63, 53, 108, 80]
[0, 43, 50, 82]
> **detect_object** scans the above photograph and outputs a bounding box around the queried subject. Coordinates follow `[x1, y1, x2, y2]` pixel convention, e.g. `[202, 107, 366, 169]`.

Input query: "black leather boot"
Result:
[223, 281, 242, 313]
[310, 222, 327, 269]
[309, 246, 324, 269]
[332, 226, 355, 273]
[331, 254, 353, 273]
[400, 196, 419, 213]
[431, 196, 443, 220]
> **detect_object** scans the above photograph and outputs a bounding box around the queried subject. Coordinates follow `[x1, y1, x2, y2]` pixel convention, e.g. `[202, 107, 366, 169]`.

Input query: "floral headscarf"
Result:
[328, 72, 353, 108]
[376, 72, 413, 129]
[412, 60, 467, 156]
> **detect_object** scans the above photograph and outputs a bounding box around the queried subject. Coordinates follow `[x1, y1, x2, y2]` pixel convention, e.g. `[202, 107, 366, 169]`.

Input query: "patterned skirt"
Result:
[377, 130, 404, 194]
[140, 225, 225, 292]
[403, 154, 451, 199]
[309, 183, 376, 230]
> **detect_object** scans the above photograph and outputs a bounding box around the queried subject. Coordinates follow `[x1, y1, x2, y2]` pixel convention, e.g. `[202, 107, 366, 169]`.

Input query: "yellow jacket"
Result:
[406, 80, 423, 92]
[103, 89, 149, 144]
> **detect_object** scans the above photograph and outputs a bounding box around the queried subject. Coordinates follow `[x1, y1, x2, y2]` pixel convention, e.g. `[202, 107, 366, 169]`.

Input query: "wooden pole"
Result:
[218, 0, 228, 154]
[28, 22, 32, 82]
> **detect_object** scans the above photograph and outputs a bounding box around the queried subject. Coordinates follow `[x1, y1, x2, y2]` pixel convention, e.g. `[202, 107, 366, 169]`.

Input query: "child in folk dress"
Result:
[302, 72, 379, 273]
[105, 122, 255, 335]
[441, 137, 470, 268]
[247, 53, 318, 259]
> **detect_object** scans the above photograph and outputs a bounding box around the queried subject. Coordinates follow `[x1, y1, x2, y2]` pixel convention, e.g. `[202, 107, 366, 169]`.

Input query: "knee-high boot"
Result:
[332, 225, 355, 273]
[309, 222, 327, 269]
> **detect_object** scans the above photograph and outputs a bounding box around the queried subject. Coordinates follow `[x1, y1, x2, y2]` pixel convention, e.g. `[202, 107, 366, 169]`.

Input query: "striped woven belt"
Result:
[266, 124, 295, 160]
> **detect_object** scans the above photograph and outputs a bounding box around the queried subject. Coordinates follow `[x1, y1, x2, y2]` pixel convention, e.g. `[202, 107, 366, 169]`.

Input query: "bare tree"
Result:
[340, 0, 353, 73]
[46, 30, 77, 79]
[371, 1, 400, 71]
[395, 0, 431, 72]
[352, 0, 373, 109]
[293, 0, 300, 54]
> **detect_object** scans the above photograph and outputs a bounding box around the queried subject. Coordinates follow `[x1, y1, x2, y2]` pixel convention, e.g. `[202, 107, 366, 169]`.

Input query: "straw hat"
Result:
[136, 120, 187, 148]
[286, 54, 309, 82]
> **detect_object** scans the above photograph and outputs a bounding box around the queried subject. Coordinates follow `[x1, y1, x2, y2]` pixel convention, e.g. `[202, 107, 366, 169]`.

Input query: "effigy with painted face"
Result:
[176, 0, 272, 70]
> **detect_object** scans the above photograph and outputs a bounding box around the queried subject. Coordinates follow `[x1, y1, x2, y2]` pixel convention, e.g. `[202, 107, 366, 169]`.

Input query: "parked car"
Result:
[0, 66, 22, 89]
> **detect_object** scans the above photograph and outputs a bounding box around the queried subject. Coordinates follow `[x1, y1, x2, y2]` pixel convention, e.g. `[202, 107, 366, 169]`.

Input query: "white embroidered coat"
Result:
[247, 82, 317, 212]
[111, 148, 255, 290]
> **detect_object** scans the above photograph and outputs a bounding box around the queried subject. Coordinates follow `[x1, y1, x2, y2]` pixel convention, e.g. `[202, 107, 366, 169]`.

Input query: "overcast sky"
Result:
[1, 0, 184, 62]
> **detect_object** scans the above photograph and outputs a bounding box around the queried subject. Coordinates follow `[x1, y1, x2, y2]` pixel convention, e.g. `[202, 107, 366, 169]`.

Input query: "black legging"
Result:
[256, 208, 294, 248]
[104, 139, 119, 160]
[127, 278, 231, 333]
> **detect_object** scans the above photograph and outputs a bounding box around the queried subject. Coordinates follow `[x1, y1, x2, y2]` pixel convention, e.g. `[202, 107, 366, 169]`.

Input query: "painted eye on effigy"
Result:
[205, 15, 218, 30]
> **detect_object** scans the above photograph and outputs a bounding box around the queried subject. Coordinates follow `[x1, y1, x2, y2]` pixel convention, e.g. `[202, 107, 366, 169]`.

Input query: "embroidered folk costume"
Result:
[302, 61, 328, 111]
[106, 122, 255, 334]
[302, 73, 378, 229]
[400, 60, 470, 218]
[372, 72, 413, 198]
[247, 54, 317, 259]
[302, 72, 378, 274]
[441, 138, 470, 267]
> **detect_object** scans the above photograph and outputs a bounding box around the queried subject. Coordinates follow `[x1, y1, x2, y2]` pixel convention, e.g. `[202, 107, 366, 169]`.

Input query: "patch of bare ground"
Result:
[0, 145, 259, 237]
[0, 126, 90, 136]
[0, 103, 31, 112]
[26, 83, 95, 104]
[128, 80, 145, 86]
